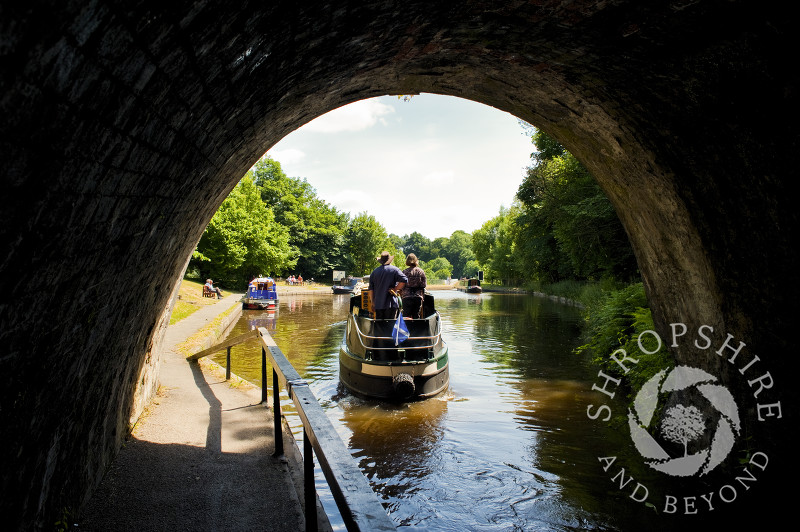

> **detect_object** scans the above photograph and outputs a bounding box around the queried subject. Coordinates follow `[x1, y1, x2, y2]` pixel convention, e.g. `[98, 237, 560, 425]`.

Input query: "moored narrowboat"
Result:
[332, 276, 365, 294]
[339, 290, 449, 401]
[242, 276, 278, 310]
[461, 278, 482, 293]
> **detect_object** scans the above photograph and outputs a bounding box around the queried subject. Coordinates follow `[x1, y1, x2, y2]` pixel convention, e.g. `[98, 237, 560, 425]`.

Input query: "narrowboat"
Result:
[242, 277, 278, 310]
[464, 279, 483, 294]
[459, 278, 482, 293]
[339, 290, 449, 401]
[332, 276, 365, 294]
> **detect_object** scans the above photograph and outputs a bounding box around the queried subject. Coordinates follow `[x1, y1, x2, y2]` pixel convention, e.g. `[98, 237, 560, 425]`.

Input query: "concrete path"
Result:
[79, 295, 327, 531]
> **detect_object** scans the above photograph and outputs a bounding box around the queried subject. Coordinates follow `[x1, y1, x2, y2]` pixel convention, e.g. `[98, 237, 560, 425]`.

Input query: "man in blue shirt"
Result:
[369, 251, 407, 319]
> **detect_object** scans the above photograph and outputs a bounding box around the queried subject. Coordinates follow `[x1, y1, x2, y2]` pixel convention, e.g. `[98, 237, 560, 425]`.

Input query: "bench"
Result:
[202, 286, 215, 298]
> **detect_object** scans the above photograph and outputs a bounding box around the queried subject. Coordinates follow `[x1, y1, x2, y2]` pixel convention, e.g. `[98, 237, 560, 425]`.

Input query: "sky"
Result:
[265, 93, 535, 240]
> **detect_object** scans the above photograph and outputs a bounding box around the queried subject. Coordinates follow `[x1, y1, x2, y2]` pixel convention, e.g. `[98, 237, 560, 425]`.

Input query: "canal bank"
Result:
[78, 293, 331, 531]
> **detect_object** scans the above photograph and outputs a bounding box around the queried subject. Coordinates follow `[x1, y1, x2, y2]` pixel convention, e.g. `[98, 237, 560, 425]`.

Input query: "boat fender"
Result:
[393, 373, 415, 399]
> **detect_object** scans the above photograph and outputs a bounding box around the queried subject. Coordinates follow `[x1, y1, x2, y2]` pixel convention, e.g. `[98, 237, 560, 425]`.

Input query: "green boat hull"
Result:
[338, 293, 449, 401]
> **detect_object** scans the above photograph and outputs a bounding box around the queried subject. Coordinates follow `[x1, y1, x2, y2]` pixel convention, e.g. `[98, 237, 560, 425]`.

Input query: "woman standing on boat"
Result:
[401, 253, 426, 319]
[369, 251, 407, 319]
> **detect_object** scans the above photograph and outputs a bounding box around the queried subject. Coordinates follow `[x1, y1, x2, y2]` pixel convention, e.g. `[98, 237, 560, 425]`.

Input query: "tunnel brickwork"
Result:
[1, 1, 797, 528]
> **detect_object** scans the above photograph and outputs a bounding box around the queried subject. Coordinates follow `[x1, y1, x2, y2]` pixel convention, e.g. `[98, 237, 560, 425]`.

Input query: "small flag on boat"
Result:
[393, 313, 410, 345]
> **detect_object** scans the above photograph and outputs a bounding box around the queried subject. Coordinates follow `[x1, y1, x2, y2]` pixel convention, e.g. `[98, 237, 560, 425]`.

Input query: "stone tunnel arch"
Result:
[1, 1, 796, 528]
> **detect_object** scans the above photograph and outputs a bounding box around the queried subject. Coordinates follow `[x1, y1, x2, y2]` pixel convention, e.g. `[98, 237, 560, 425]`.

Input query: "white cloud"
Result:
[302, 99, 395, 133]
[267, 147, 305, 164]
[327, 189, 375, 214]
[265, 94, 534, 239]
[422, 170, 455, 187]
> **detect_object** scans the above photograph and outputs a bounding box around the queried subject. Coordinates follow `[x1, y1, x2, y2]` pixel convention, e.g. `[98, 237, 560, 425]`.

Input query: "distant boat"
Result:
[332, 276, 365, 294]
[339, 290, 449, 401]
[242, 277, 278, 310]
[459, 278, 482, 293]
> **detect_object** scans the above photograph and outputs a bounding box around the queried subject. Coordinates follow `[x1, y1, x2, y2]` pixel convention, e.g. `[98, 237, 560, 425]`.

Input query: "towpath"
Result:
[78, 294, 330, 531]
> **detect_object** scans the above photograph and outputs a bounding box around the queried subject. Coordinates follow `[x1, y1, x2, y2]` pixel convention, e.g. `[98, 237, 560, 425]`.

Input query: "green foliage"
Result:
[193, 129, 637, 295]
[192, 174, 296, 288]
[471, 206, 522, 285]
[531, 128, 566, 162]
[54, 506, 73, 532]
[402, 231, 432, 260]
[386, 233, 405, 252]
[440, 230, 475, 279]
[399, 230, 474, 278]
[577, 283, 674, 404]
[421, 256, 453, 281]
[504, 130, 639, 284]
[345, 212, 388, 276]
[516, 142, 637, 282]
[462, 259, 480, 278]
[191, 249, 210, 263]
[427, 237, 449, 260]
[251, 156, 348, 279]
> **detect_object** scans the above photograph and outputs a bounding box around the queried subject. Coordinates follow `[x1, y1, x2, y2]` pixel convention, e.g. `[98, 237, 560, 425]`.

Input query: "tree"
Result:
[472, 207, 521, 285]
[441, 230, 475, 279]
[387, 233, 404, 251]
[514, 131, 638, 283]
[489, 207, 521, 285]
[381, 236, 405, 271]
[531, 128, 566, 162]
[192, 174, 296, 288]
[428, 237, 448, 260]
[422, 257, 453, 281]
[251, 156, 348, 279]
[402, 231, 432, 260]
[344, 212, 388, 276]
[463, 259, 480, 279]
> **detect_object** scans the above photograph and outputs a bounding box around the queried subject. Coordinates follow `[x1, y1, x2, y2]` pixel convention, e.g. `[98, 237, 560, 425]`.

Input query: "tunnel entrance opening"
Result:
[2, 2, 795, 529]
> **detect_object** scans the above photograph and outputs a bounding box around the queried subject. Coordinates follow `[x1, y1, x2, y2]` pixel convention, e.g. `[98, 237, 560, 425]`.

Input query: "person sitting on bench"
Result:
[204, 278, 222, 299]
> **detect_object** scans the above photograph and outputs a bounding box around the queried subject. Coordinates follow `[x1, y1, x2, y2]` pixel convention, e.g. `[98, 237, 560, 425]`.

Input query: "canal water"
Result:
[211, 290, 657, 531]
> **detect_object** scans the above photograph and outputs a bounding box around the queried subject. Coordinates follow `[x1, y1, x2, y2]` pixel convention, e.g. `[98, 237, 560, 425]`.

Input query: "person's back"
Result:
[369, 252, 407, 320]
[401, 253, 426, 318]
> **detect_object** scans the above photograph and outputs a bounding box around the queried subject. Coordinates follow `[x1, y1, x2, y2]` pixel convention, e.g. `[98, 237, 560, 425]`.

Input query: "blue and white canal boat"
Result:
[242, 276, 278, 310]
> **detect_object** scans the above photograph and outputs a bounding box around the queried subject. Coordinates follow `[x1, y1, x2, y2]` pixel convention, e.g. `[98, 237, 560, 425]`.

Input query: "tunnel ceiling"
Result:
[1, 0, 797, 528]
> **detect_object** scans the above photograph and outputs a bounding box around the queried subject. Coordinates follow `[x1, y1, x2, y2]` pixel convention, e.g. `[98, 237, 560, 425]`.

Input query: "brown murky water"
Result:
[212, 290, 661, 531]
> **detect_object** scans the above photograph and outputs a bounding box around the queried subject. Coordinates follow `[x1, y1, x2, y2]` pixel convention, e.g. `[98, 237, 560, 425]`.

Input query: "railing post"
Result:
[273, 367, 284, 457]
[226, 346, 231, 380]
[261, 347, 268, 403]
[304, 428, 318, 532]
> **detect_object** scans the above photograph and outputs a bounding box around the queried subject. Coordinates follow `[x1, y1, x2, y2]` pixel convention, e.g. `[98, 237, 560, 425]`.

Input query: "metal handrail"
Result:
[348, 313, 442, 352]
[186, 328, 396, 531]
[258, 328, 396, 531]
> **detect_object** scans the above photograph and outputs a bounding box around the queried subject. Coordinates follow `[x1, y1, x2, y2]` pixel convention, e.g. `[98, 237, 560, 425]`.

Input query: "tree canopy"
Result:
[191, 174, 295, 287]
[192, 133, 637, 290]
[472, 130, 638, 285]
[515, 132, 637, 282]
[345, 212, 388, 276]
[251, 157, 349, 280]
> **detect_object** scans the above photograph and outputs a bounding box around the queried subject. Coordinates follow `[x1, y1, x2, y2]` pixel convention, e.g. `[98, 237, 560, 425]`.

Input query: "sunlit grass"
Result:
[175, 303, 240, 357]
[168, 278, 226, 325]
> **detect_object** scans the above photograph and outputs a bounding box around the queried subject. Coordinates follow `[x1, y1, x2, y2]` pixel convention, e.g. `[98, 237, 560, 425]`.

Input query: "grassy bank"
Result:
[169, 279, 229, 325]
[174, 302, 241, 357]
[524, 278, 628, 308]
